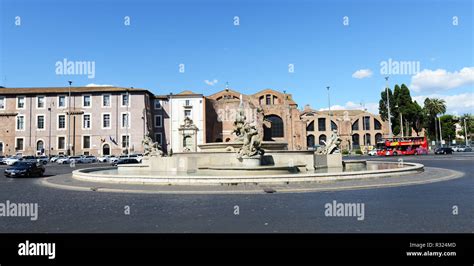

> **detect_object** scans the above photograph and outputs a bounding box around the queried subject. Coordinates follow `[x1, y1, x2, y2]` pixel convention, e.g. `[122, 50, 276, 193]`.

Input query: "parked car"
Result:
[113, 158, 139, 166]
[109, 156, 119, 163]
[456, 145, 467, 152]
[367, 150, 378, 156]
[4, 162, 45, 178]
[68, 156, 84, 164]
[434, 147, 453, 155]
[98, 155, 116, 163]
[36, 156, 49, 165]
[0, 156, 6, 165]
[50, 155, 66, 162]
[463, 146, 472, 152]
[451, 145, 460, 152]
[79, 155, 97, 163]
[56, 157, 71, 164]
[129, 154, 143, 163]
[5, 156, 22, 166]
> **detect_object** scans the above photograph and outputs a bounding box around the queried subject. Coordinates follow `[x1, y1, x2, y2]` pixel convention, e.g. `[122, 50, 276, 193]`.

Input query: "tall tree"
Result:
[423, 98, 447, 141]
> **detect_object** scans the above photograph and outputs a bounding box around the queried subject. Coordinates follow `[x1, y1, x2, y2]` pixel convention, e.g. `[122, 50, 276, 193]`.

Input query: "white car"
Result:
[50, 155, 66, 162]
[368, 150, 378, 156]
[56, 157, 71, 164]
[98, 155, 116, 163]
[36, 156, 49, 165]
[5, 156, 22, 166]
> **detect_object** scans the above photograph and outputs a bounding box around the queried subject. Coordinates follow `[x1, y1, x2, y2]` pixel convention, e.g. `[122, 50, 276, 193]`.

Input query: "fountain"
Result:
[72, 95, 424, 186]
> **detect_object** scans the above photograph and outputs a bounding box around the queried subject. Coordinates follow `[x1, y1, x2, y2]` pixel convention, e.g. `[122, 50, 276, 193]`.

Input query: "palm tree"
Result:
[424, 98, 447, 117]
[424, 98, 447, 145]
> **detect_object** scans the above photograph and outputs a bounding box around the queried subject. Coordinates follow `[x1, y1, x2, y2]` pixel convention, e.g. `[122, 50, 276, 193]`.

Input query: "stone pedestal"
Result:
[314, 153, 343, 169]
[238, 155, 262, 167]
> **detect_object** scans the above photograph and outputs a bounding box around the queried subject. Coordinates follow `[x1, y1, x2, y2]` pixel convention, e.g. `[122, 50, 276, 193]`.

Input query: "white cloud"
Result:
[204, 79, 218, 86]
[413, 92, 474, 115]
[352, 69, 373, 79]
[85, 83, 113, 87]
[410, 67, 474, 92]
[319, 101, 379, 114]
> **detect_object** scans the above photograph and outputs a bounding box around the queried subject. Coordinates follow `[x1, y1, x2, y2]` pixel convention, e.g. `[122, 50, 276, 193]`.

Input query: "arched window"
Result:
[307, 135, 315, 149]
[352, 119, 359, 131]
[265, 115, 284, 138]
[364, 133, 371, 146]
[37, 140, 44, 151]
[331, 121, 338, 131]
[375, 133, 383, 143]
[352, 134, 360, 148]
[374, 119, 382, 130]
[307, 121, 314, 131]
[319, 134, 327, 145]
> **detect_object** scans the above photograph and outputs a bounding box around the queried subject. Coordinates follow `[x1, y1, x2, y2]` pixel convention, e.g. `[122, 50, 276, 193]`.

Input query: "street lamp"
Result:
[438, 115, 443, 146]
[385, 77, 393, 138]
[395, 104, 404, 138]
[67, 81, 72, 156]
[464, 117, 469, 146]
[326, 86, 331, 117]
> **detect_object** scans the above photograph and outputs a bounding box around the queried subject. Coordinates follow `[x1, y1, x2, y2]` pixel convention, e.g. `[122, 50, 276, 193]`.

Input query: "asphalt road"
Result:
[0, 154, 472, 233]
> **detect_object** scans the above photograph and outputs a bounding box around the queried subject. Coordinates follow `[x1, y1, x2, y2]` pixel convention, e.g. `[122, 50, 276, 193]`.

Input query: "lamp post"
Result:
[438, 115, 443, 146]
[126, 89, 130, 155]
[48, 101, 53, 157]
[67, 81, 72, 156]
[326, 86, 331, 117]
[385, 77, 393, 137]
[464, 117, 469, 146]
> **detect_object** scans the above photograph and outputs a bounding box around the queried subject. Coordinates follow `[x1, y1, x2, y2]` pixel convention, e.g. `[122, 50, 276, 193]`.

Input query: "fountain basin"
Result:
[72, 161, 424, 185]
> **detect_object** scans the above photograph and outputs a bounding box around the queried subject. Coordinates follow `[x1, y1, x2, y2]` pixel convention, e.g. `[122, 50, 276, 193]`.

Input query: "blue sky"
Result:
[1, 0, 473, 114]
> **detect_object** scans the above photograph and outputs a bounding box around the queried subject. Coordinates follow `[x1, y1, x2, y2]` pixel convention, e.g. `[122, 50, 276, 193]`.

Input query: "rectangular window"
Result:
[58, 115, 66, 129]
[102, 114, 111, 128]
[122, 135, 130, 148]
[154, 115, 162, 128]
[16, 138, 24, 151]
[154, 99, 162, 109]
[17, 96, 25, 109]
[102, 94, 111, 107]
[83, 114, 91, 129]
[266, 95, 271, 105]
[58, 137, 65, 150]
[83, 136, 91, 149]
[363, 116, 371, 131]
[0, 96, 5, 109]
[83, 95, 91, 107]
[121, 94, 129, 107]
[16, 115, 25, 131]
[58, 95, 66, 108]
[155, 133, 162, 145]
[37, 96, 45, 108]
[318, 118, 326, 131]
[37, 115, 45, 129]
[184, 110, 191, 117]
[122, 113, 129, 128]
[185, 99, 190, 106]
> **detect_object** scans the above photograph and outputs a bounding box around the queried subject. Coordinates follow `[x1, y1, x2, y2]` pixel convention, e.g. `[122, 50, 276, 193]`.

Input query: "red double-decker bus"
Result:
[376, 136, 429, 156]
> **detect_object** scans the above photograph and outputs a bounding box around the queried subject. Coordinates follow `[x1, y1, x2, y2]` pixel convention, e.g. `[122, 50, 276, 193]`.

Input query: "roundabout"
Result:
[40, 165, 463, 194]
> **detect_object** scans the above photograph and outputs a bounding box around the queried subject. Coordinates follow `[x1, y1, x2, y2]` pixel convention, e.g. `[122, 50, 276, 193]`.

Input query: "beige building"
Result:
[301, 106, 390, 151]
[0, 86, 155, 156]
[0, 86, 390, 156]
